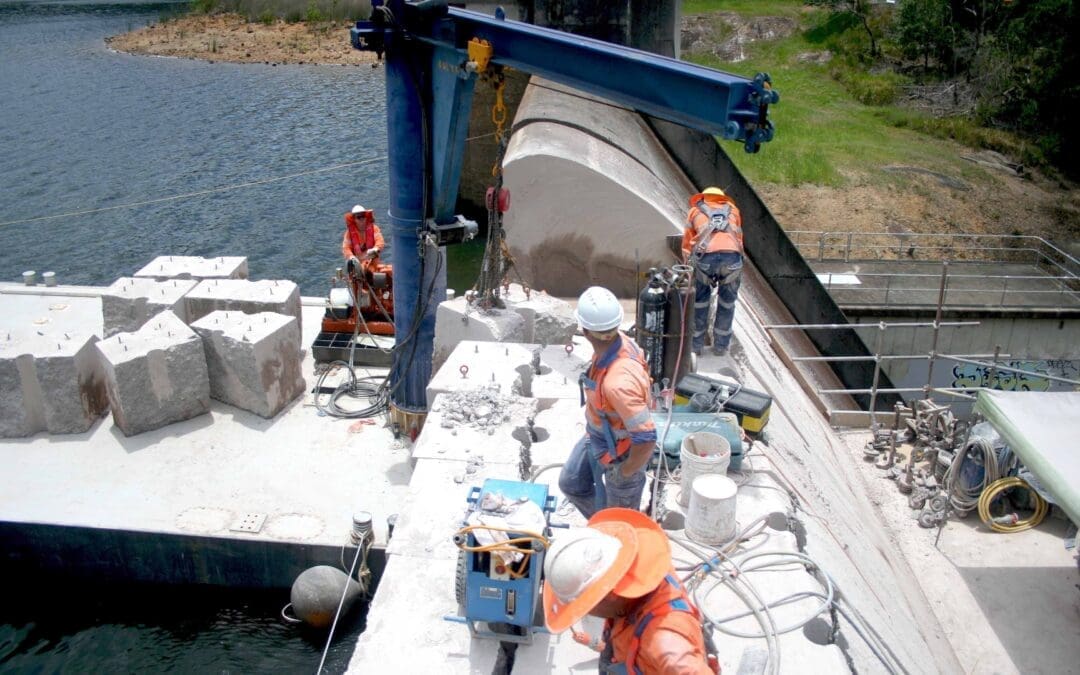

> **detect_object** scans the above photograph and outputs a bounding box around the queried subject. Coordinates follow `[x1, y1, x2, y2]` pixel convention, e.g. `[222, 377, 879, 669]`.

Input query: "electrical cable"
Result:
[977, 476, 1048, 533]
[944, 436, 1000, 516]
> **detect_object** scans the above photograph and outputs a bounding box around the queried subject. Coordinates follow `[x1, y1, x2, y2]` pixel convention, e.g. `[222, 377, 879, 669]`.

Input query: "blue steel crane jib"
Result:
[351, 0, 779, 417]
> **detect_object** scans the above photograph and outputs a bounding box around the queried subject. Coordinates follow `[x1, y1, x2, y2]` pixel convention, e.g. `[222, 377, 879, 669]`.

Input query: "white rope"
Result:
[317, 541, 365, 674]
[0, 156, 388, 228]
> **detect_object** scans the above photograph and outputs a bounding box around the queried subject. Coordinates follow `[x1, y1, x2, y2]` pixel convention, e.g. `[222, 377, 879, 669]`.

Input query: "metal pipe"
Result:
[924, 261, 948, 399]
[763, 321, 979, 330]
[987, 345, 1001, 390]
[790, 352, 1007, 363]
[868, 323, 886, 420]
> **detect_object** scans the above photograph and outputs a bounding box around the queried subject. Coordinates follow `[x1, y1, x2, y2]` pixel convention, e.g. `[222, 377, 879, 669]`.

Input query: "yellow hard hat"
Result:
[703, 187, 725, 197]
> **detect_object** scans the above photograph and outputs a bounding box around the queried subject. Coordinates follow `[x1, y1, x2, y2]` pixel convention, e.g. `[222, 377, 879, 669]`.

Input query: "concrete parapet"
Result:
[191, 311, 305, 418]
[95, 311, 210, 436]
[0, 330, 107, 437]
[134, 256, 248, 281]
[427, 339, 591, 409]
[101, 277, 199, 338]
[184, 279, 301, 333]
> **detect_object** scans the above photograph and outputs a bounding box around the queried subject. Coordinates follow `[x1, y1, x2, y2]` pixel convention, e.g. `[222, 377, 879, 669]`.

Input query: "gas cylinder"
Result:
[661, 266, 694, 383]
[636, 269, 668, 381]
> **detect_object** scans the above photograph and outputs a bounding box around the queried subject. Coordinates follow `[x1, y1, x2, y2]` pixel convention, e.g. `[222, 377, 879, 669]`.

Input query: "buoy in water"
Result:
[288, 565, 363, 628]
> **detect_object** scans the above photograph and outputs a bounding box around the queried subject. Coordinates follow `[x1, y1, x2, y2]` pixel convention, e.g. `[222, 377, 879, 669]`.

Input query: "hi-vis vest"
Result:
[600, 572, 719, 675]
[579, 336, 656, 466]
[685, 197, 744, 257]
[345, 212, 376, 257]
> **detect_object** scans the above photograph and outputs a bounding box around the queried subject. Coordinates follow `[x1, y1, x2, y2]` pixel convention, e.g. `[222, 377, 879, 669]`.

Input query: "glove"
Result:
[365, 248, 379, 260]
[347, 256, 361, 275]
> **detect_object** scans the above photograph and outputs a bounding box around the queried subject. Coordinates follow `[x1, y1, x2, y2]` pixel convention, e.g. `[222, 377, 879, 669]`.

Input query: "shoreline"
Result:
[105, 13, 378, 66]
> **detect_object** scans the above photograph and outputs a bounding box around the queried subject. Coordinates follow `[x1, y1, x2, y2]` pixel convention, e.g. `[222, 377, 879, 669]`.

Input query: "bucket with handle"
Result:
[678, 431, 731, 507]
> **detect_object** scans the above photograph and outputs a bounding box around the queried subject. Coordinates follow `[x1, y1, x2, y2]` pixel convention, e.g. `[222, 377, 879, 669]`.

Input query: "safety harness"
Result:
[690, 200, 743, 288]
[599, 574, 721, 674]
[578, 337, 649, 466]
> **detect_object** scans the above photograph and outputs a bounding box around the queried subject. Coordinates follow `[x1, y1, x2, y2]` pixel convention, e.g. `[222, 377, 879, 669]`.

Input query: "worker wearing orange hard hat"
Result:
[341, 204, 385, 276]
[680, 187, 744, 357]
[543, 508, 719, 674]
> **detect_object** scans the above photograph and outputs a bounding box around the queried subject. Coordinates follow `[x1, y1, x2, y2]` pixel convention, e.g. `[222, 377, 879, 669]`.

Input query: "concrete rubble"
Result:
[134, 255, 249, 281]
[184, 278, 302, 332]
[101, 276, 199, 337]
[0, 329, 107, 437]
[95, 310, 210, 436]
[191, 311, 305, 418]
[432, 283, 578, 371]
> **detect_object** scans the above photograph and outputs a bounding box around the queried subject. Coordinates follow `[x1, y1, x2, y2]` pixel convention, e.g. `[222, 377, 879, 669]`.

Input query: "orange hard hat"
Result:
[588, 508, 670, 598]
[542, 521, 638, 633]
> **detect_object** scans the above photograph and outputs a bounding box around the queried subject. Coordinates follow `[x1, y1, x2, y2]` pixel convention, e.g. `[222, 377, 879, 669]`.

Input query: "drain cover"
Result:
[230, 512, 267, 533]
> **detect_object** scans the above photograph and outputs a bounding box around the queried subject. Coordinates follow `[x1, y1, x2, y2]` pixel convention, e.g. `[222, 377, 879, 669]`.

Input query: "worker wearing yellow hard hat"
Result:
[543, 508, 718, 674]
[680, 187, 744, 357]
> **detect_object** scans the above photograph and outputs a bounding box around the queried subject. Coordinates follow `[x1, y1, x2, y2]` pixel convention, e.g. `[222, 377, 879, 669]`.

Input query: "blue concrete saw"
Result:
[447, 478, 555, 644]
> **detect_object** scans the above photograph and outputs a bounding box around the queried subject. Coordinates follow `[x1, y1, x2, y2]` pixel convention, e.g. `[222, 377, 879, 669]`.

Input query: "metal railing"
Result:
[788, 231, 1080, 278]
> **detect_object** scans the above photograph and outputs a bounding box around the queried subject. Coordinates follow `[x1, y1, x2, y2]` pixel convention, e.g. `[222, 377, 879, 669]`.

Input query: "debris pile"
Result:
[433, 386, 527, 433]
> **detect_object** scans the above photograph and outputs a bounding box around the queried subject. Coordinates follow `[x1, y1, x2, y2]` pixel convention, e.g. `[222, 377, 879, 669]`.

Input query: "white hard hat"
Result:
[575, 286, 623, 332]
[544, 528, 622, 604]
[352, 204, 366, 214]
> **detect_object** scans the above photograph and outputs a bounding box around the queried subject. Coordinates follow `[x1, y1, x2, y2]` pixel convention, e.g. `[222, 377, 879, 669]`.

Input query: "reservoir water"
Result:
[0, 1, 410, 671]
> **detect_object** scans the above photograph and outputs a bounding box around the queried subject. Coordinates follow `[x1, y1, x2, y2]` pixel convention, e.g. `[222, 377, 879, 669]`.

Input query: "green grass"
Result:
[683, 1, 1016, 188]
[685, 0, 806, 18]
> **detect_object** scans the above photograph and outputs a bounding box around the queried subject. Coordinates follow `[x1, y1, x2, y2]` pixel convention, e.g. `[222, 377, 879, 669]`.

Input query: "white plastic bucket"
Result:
[686, 474, 738, 545]
[678, 431, 731, 507]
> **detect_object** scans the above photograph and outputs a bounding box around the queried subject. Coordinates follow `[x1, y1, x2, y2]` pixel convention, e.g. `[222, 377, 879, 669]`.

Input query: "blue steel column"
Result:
[384, 34, 444, 412]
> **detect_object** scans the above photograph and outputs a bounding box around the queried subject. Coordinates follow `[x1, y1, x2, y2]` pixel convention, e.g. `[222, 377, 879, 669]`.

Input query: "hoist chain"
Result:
[474, 71, 510, 310]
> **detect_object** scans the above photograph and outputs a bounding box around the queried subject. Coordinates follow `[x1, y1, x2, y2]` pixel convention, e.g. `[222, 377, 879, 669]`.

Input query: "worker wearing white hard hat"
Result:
[341, 204, 385, 276]
[558, 287, 656, 519]
[543, 508, 717, 673]
[681, 187, 744, 357]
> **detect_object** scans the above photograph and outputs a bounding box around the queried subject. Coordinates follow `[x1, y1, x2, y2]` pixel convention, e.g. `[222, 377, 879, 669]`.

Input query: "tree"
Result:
[895, 0, 954, 71]
[809, 0, 883, 57]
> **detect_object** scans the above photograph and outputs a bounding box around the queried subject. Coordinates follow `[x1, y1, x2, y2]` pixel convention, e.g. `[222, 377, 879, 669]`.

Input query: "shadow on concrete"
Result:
[956, 564, 1080, 673]
[108, 411, 216, 454]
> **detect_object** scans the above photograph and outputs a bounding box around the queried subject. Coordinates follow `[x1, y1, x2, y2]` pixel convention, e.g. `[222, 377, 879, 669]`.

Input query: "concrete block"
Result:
[417, 391, 537, 463]
[427, 339, 591, 408]
[191, 311, 305, 418]
[134, 255, 248, 281]
[0, 330, 107, 437]
[184, 279, 301, 333]
[433, 297, 526, 372]
[501, 283, 579, 346]
[95, 311, 210, 436]
[101, 277, 199, 338]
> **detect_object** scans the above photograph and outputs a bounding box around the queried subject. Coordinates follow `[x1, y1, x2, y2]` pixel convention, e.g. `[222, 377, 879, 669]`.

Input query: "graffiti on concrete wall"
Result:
[952, 359, 1080, 392]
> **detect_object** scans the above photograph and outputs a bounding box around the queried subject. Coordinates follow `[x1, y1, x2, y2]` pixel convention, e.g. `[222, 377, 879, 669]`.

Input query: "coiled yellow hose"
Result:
[977, 477, 1049, 533]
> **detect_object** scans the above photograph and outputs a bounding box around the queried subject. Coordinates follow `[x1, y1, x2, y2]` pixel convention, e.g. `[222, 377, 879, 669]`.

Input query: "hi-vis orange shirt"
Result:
[603, 571, 716, 675]
[680, 192, 743, 260]
[580, 335, 656, 465]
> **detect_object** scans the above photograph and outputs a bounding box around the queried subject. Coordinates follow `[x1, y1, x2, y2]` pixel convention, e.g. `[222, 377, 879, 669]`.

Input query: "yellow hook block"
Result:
[467, 38, 493, 73]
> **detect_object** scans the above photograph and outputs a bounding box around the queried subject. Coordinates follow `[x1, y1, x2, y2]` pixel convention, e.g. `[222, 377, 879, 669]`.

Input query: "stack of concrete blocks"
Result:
[191, 311, 305, 418]
[95, 311, 210, 436]
[183, 279, 302, 334]
[100, 277, 199, 337]
[134, 255, 249, 281]
[432, 283, 578, 371]
[0, 330, 107, 437]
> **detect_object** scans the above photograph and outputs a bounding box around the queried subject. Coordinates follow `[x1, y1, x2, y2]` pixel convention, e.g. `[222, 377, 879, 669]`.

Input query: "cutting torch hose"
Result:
[977, 476, 1048, 533]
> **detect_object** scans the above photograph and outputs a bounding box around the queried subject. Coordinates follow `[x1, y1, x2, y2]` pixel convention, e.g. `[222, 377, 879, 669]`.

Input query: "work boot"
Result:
[712, 345, 729, 357]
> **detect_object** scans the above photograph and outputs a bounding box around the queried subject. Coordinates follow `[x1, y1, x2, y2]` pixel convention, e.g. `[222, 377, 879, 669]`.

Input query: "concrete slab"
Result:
[0, 284, 105, 338]
[133, 255, 249, 281]
[434, 297, 527, 371]
[101, 276, 198, 337]
[184, 279, 302, 333]
[191, 311, 306, 418]
[428, 339, 591, 408]
[419, 392, 537, 464]
[0, 329, 106, 437]
[95, 311, 210, 436]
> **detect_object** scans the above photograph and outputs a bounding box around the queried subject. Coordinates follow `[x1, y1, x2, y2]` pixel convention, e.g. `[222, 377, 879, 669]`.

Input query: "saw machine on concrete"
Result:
[312, 262, 396, 366]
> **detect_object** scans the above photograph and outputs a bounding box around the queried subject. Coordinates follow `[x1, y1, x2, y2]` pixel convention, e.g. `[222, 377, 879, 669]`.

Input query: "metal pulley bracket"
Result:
[485, 186, 511, 213]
